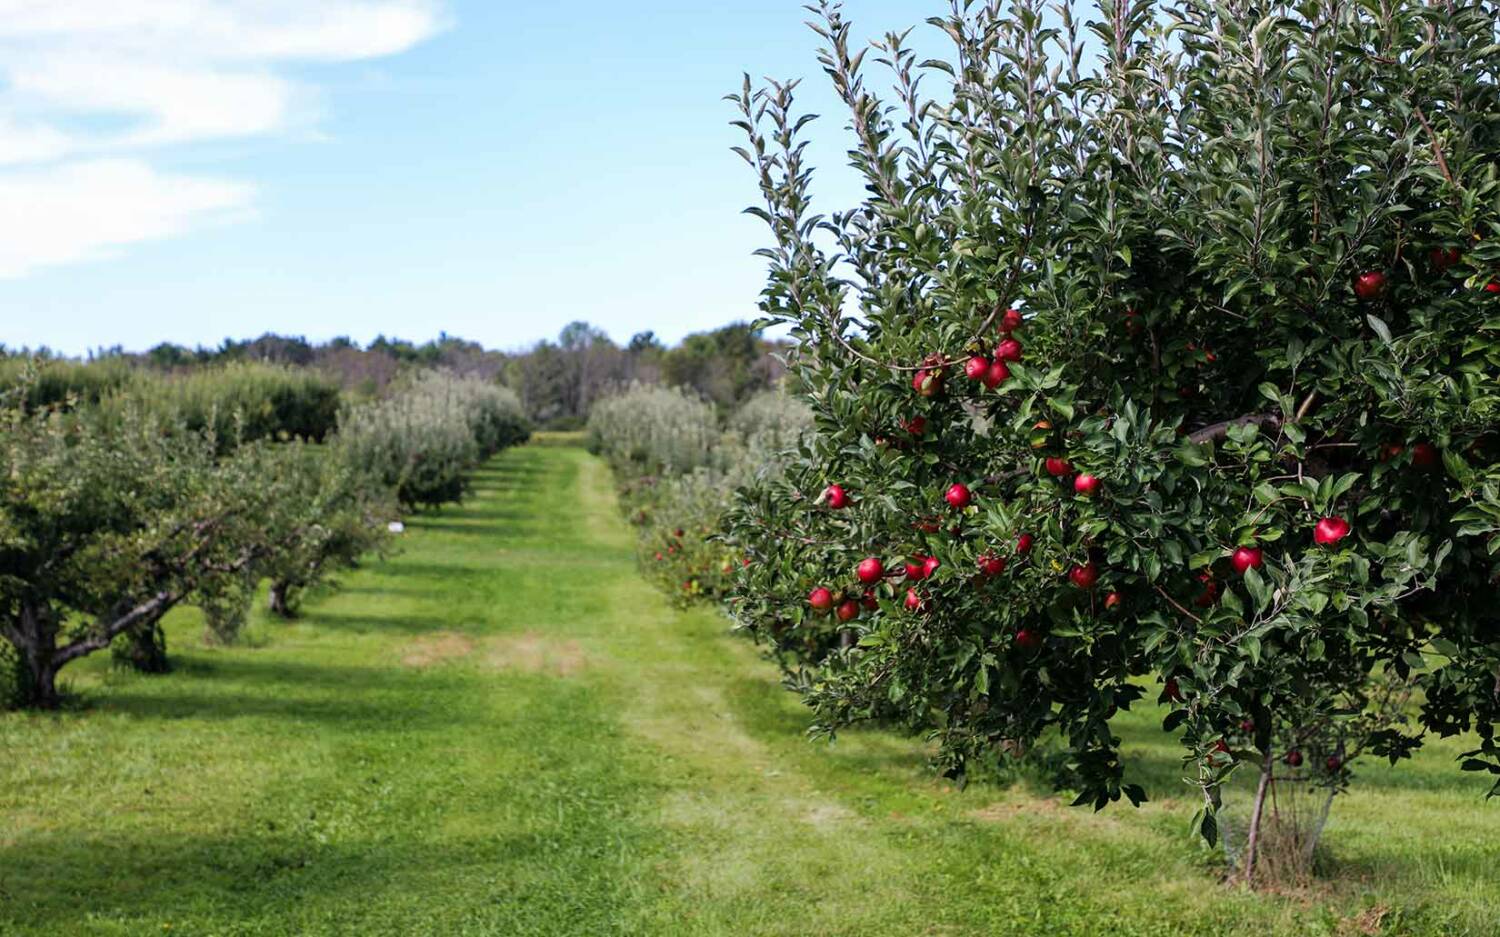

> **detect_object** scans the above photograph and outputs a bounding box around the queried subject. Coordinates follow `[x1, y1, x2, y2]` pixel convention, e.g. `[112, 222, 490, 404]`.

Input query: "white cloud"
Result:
[0, 158, 253, 277]
[0, 1, 446, 277]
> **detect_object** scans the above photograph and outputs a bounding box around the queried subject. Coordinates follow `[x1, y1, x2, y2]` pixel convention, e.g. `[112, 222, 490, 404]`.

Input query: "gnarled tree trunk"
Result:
[268, 580, 295, 619]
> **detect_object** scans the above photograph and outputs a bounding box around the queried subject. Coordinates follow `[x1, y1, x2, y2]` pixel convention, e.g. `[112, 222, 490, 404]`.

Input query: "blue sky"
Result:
[0, 1, 939, 356]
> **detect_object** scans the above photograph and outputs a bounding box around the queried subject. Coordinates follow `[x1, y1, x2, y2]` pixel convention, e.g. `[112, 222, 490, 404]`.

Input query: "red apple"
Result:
[904, 558, 928, 581]
[1073, 473, 1100, 496]
[1016, 533, 1034, 554]
[1378, 443, 1406, 463]
[1239, 719, 1255, 734]
[1486, 281, 1500, 294]
[999, 307, 1024, 333]
[964, 355, 991, 382]
[902, 416, 928, 435]
[1015, 628, 1042, 651]
[824, 484, 850, 509]
[912, 367, 944, 397]
[836, 600, 859, 623]
[1045, 456, 1073, 477]
[1410, 442, 1439, 469]
[1353, 270, 1387, 300]
[1429, 246, 1461, 271]
[945, 483, 972, 509]
[861, 589, 879, 611]
[977, 553, 1007, 577]
[1104, 591, 1123, 610]
[808, 587, 834, 612]
[1124, 308, 1143, 336]
[1164, 678, 1183, 702]
[1069, 562, 1100, 589]
[904, 589, 924, 612]
[1212, 739, 1230, 754]
[922, 555, 942, 578]
[857, 557, 885, 585]
[1194, 572, 1220, 607]
[1325, 755, 1342, 772]
[983, 360, 1010, 389]
[1230, 545, 1264, 575]
[1314, 516, 1351, 546]
[995, 338, 1023, 363]
[1285, 749, 1304, 767]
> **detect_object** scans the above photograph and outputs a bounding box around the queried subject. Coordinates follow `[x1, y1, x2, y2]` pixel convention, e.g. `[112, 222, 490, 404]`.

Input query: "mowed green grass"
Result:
[2, 443, 1496, 936]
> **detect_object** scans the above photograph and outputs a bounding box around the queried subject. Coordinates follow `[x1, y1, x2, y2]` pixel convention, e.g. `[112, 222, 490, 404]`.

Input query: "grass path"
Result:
[2, 443, 1496, 935]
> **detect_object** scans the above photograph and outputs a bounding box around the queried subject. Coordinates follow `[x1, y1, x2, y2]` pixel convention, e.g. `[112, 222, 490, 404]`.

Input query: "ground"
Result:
[1, 441, 1496, 935]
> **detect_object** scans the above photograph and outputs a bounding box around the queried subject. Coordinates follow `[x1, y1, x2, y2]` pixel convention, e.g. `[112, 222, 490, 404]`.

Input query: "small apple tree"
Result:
[725, 0, 1500, 882]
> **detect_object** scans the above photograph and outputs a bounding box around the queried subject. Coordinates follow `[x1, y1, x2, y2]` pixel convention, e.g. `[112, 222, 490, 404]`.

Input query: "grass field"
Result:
[2, 443, 1497, 935]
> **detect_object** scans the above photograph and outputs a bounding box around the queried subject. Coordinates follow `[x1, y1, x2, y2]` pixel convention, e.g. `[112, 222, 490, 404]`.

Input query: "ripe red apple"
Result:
[1164, 678, 1183, 702]
[824, 484, 850, 509]
[1016, 533, 1034, 554]
[1015, 628, 1042, 651]
[1044, 456, 1073, 477]
[861, 589, 879, 611]
[1353, 270, 1387, 300]
[922, 555, 942, 578]
[999, 307, 1024, 333]
[1285, 749, 1304, 767]
[912, 367, 944, 397]
[1314, 516, 1351, 546]
[1073, 473, 1100, 496]
[995, 338, 1023, 363]
[1325, 755, 1342, 772]
[977, 553, 1007, 577]
[808, 587, 834, 612]
[857, 557, 885, 585]
[945, 483, 972, 509]
[902, 416, 928, 435]
[904, 558, 927, 580]
[1104, 591, 1123, 610]
[1410, 442, 1439, 469]
[1194, 573, 1220, 608]
[1429, 246, 1461, 271]
[836, 600, 859, 623]
[1378, 443, 1406, 463]
[1230, 545, 1264, 575]
[983, 360, 1010, 389]
[654, 552, 664, 561]
[964, 355, 991, 382]
[904, 589, 924, 612]
[674, 528, 685, 538]
[1486, 281, 1500, 294]
[1069, 562, 1100, 589]
[1212, 739, 1230, 755]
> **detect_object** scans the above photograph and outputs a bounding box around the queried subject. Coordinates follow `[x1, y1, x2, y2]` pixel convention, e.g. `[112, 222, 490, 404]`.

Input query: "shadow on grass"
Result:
[0, 828, 594, 935]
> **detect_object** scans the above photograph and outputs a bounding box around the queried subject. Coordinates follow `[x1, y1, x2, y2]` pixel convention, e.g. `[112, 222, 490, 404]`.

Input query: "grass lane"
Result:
[1, 443, 1495, 935]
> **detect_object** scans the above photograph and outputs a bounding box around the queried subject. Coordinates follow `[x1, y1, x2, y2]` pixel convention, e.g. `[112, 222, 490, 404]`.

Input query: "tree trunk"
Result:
[268, 581, 295, 619]
[1241, 748, 1275, 887]
[9, 602, 61, 709]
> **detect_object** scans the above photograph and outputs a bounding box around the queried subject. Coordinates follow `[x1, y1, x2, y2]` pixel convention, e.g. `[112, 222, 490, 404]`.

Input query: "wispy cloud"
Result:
[0, 1, 446, 277]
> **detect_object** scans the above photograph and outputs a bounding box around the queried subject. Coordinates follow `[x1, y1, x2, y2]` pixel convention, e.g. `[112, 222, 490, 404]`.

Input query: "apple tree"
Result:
[724, 0, 1500, 881]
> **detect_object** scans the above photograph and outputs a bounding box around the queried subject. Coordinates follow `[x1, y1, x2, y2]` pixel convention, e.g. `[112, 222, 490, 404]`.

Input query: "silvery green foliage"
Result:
[338, 370, 529, 509]
[586, 382, 720, 474]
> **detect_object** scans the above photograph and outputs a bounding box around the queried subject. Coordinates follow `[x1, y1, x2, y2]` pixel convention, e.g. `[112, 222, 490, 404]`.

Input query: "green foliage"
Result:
[592, 384, 813, 604]
[337, 370, 529, 510]
[0, 356, 139, 410]
[724, 0, 1500, 878]
[587, 383, 720, 475]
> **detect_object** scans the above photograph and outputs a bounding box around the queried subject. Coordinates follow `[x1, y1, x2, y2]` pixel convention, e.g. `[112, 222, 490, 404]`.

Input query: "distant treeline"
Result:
[2, 320, 788, 429]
